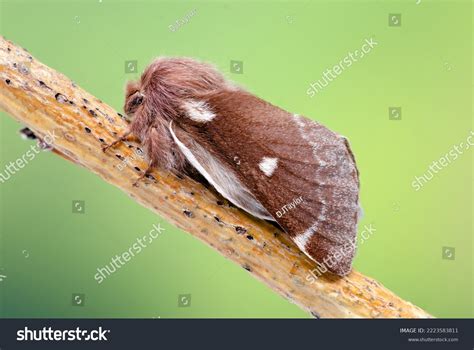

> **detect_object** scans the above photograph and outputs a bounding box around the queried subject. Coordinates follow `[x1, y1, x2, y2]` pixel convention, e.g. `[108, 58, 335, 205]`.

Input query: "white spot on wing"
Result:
[294, 222, 318, 253]
[182, 100, 215, 122]
[259, 157, 278, 177]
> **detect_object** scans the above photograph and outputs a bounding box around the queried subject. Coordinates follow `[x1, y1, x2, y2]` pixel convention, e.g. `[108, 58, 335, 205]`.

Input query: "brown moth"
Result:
[104, 57, 361, 276]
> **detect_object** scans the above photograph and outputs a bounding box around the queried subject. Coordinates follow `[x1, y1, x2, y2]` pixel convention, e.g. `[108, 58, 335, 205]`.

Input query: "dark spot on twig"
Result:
[7, 47, 11, 52]
[134, 166, 141, 172]
[55, 93, 68, 103]
[82, 98, 89, 104]
[145, 174, 155, 181]
[5, 79, 11, 85]
[84, 127, 91, 133]
[88, 109, 97, 117]
[243, 265, 252, 272]
[273, 232, 280, 238]
[115, 154, 124, 160]
[189, 191, 195, 196]
[216, 200, 224, 206]
[117, 112, 125, 119]
[13, 62, 17, 68]
[311, 311, 321, 319]
[112, 131, 117, 136]
[214, 216, 221, 223]
[235, 226, 247, 235]
[128, 144, 133, 148]
[68, 100, 75, 105]
[98, 138, 105, 143]
[38, 80, 51, 89]
[183, 209, 194, 218]
[176, 174, 184, 180]
[19, 127, 37, 140]
[246, 235, 254, 240]
[137, 147, 143, 153]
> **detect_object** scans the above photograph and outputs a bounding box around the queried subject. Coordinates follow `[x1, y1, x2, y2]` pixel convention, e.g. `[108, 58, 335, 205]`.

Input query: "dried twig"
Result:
[0, 36, 431, 318]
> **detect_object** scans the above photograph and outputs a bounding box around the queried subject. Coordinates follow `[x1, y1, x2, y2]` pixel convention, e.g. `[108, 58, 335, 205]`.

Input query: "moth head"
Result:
[123, 80, 145, 120]
[124, 57, 230, 124]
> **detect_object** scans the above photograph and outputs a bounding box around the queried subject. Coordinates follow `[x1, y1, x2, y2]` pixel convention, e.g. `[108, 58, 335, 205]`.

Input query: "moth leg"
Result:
[132, 162, 154, 187]
[102, 131, 133, 152]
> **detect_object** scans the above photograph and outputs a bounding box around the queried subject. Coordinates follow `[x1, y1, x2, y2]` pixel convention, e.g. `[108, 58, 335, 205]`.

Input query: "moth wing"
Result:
[173, 90, 360, 275]
[169, 122, 274, 221]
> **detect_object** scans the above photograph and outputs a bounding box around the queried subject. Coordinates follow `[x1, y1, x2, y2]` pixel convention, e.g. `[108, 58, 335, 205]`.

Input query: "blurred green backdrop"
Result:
[0, 0, 472, 318]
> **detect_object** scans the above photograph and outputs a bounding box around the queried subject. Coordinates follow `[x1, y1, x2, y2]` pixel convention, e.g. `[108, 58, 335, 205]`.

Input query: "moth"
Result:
[104, 57, 360, 276]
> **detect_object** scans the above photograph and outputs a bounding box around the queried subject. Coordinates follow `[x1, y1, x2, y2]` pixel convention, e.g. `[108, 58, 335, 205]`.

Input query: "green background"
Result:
[0, 0, 472, 318]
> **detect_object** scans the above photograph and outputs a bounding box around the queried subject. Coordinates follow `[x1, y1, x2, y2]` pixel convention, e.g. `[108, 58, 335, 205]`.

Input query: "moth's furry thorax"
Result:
[124, 57, 229, 173]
